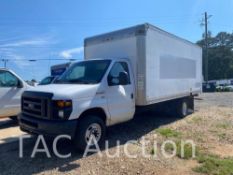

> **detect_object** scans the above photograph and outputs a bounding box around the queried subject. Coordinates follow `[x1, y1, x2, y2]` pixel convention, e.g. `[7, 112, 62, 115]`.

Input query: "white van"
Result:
[19, 23, 202, 150]
[0, 68, 29, 119]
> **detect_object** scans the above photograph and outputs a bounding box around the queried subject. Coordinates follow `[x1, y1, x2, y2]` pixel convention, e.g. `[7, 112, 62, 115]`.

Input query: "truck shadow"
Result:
[0, 110, 182, 175]
[0, 118, 18, 129]
[107, 110, 180, 146]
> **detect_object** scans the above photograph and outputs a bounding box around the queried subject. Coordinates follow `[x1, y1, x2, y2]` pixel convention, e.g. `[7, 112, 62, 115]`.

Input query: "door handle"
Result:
[131, 93, 134, 99]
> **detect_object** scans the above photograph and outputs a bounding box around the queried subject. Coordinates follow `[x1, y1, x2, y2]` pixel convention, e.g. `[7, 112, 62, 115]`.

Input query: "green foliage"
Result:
[218, 133, 227, 140]
[164, 141, 198, 159]
[215, 122, 231, 129]
[150, 148, 155, 155]
[196, 31, 233, 80]
[193, 154, 233, 175]
[156, 128, 181, 138]
[191, 116, 203, 124]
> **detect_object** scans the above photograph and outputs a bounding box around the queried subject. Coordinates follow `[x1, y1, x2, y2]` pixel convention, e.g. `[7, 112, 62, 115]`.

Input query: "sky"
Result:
[0, 0, 233, 81]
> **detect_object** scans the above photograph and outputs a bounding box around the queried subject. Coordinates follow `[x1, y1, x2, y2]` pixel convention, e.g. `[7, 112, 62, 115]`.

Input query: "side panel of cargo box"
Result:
[145, 27, 202, 105]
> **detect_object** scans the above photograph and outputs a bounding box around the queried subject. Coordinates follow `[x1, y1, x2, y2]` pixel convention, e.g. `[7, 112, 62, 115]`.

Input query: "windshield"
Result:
[39, 76, 56, 85]
[55, 60, 111, 84]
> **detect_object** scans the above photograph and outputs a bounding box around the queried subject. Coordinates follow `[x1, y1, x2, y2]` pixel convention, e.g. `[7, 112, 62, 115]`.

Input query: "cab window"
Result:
[0, 71, 19, 87]
[108, 62, 131, 86]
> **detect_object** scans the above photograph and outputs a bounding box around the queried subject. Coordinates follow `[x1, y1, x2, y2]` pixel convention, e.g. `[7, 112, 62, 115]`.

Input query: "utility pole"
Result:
[204, 12, 208, 83]
[1, 59, 8, 68]
[202, 12, 212, 83]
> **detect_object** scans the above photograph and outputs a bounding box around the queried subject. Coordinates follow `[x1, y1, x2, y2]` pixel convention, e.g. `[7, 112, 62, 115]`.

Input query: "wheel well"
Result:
[78, 108, 107, 124]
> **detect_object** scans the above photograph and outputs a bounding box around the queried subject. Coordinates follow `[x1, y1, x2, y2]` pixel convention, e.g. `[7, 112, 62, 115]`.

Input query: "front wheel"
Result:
[74, 115, 106, 151]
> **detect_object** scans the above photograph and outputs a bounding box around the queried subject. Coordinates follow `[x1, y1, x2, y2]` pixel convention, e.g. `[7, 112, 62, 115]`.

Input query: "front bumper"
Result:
[19, 114, 77, 138]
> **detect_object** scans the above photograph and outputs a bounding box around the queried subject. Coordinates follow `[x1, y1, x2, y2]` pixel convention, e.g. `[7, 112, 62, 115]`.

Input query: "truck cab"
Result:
[19, 58, 135, 150]
[0, 68, 29, 119]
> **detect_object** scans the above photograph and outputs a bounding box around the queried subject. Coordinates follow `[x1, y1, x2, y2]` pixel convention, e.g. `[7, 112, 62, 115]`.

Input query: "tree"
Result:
[31, 79, 37, 83]
[196, 31, 233, 80]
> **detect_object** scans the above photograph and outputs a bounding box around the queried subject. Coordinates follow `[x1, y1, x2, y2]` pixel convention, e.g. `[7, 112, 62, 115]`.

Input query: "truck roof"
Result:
[84, 23, 201, 49]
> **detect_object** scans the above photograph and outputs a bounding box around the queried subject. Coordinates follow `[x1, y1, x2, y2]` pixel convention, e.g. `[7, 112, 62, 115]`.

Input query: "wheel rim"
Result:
[182, 102, 188, 116]
[85, 123, 102, 145]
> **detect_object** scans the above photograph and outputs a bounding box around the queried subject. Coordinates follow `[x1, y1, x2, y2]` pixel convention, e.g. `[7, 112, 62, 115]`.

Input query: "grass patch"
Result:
[215, 122, 231, 129]
[191, 116, 203, 124]
[156, 128, 181, 138]
[193, 154, 233, 175]
[192, 132, 205, 143]
[218, 133, 227, 140]
[209, 129, 218, 133]
[150, 148, 156, 155]
[164, 141, 199, 159]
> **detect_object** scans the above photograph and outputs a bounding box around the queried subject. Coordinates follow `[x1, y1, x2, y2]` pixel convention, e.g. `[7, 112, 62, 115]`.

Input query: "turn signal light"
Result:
[56, 100, 72, 108]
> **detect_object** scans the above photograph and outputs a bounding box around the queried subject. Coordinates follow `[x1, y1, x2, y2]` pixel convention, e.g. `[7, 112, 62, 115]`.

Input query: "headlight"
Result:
[52, 100, 73, 120]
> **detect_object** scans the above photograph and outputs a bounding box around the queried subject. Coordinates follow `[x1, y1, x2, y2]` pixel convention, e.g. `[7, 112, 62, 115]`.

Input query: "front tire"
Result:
[74, 115, 106, 151]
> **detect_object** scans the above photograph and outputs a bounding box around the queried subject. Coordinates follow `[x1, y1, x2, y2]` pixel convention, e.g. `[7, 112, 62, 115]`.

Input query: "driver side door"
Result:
[0, 70, 24, 118]
[106, 61, 135, 125]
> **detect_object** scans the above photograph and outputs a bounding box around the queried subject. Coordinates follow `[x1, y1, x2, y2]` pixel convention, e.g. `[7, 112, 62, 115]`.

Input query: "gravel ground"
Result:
[195, 92, 233, 109]
[0, 118, 26, 144]
[0, 92, 232, 175]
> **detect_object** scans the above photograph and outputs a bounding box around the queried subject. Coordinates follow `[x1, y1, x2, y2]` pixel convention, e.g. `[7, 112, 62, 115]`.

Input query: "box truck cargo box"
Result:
[84, 23, 202, 106]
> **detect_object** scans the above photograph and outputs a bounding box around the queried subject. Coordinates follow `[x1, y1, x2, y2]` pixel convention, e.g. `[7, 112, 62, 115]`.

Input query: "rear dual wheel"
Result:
[181, 100, 188, 117]
[175, 98, 193, 118]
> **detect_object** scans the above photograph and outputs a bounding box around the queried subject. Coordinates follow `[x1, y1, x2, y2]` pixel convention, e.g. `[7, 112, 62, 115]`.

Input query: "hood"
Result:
[27, 84, 100, 99]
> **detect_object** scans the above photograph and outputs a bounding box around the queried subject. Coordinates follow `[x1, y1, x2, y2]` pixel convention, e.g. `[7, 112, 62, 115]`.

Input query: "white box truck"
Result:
[19, 23, 202, 150]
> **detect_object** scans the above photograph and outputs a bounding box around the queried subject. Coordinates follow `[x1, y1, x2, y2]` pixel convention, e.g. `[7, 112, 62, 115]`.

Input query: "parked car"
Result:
[216, 85, 225, 91]
[225, 85, 233, 91]
[19, 23, 202, 150]
[0, 68, 29, 119]
[216, 84, 233, 92]
[203, 82, 216, 92]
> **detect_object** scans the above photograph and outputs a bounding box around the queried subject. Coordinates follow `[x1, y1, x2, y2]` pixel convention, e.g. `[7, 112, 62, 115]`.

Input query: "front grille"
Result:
[22, 91, 53, 119]
[22, 97, 47, 118]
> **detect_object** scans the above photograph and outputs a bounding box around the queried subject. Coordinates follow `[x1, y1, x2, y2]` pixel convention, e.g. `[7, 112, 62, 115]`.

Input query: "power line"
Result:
[0, 14, 202, 22]
[2, 58, 80, 61]
[1, 58, 81, 68]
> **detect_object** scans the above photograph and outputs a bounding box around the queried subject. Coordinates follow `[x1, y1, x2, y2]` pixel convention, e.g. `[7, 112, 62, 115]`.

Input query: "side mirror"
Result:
[17, 80, 23, 88]
[118, 72, 129, 85]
